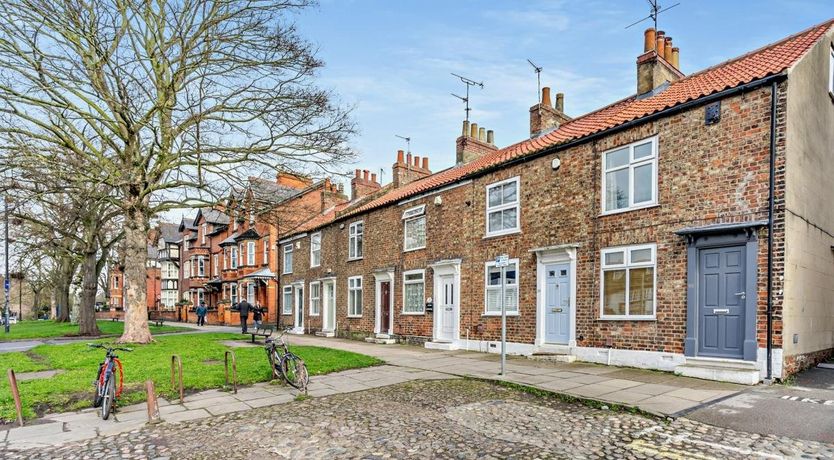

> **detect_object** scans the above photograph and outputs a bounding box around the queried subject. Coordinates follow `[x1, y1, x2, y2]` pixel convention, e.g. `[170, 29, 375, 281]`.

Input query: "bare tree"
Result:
[0, 0, 355, 342]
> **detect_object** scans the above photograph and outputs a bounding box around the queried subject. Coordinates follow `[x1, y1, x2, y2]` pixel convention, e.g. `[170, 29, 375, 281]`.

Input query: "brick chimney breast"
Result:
[351, 168, 381, 200]
[529, 86, 571, 138]
[456, 119, 498, 164]
[637, 27, 684, 96]
[393, 149, 432, 188]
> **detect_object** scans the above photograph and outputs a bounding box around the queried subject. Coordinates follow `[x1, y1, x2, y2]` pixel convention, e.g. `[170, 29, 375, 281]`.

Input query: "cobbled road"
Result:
[7, 379, 833, 459]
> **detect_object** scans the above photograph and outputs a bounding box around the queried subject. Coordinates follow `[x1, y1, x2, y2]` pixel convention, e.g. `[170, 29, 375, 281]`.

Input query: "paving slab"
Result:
[182, 395, 238, 410]
[163, 408, 212, 424]
[206, 401, 252, 416]
[566, 383, 622, 398]
[599, 389, 653, 405]
[246, 394, 295, 408]
[637, 395, 699, 415]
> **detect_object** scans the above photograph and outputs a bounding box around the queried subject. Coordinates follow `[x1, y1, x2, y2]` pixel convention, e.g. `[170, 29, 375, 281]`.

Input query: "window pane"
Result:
[502, 182, 517, 204]
[629, 267, 654, 315]
[404, 282, 424, 313]
[488, 211, 502, 233]
[405, 217, 426, 249]
[605, 147, 629, 169]
[505, 264, 517, 285]
[604, 251, 624, 266]
[502, 208, 517, 231]
[405, 273, 423, 282]
[488, 267, 501, 286]
[505, 287, 518, 312]
[633, 142, 653, 159]
[630, 248, 652, 263]
[633, 163, 653, 204]
[486, 288, 500, 312]
[488, 186, 502, 207]
[605, 169, 629, 210]
[603, 270, 626, 316]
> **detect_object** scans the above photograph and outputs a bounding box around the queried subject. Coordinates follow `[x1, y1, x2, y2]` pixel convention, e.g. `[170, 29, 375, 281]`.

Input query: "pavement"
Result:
[687, 366, 834, 443]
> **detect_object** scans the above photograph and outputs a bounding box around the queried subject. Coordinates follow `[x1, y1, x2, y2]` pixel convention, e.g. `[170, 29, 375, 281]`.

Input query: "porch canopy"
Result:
[240, 267, 276, 282]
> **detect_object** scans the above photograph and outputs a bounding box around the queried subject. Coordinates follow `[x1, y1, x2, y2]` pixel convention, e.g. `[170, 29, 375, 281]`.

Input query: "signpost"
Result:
[495, 254, 509, 375]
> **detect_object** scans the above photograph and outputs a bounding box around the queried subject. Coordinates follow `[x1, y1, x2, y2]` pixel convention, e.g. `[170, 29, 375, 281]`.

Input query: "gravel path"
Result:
[6, 379, 832, 459]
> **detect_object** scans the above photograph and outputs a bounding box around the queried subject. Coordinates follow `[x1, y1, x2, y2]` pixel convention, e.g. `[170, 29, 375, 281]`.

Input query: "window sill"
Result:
[310, 264, 321, 269]
[483, 229, 521, 240]
[347, 257, 364, 262]
[281, 312, 293, 315]
[282, 272, 293, 275]
[400, 311, 425, 316]
[309, 313, 320, 317]
[403, 246, 426, 253]
[482, 312, 520, 317]
[598, 315, 656, 321]
[347, 314, 363, 319]
[599, 203, 659, 217]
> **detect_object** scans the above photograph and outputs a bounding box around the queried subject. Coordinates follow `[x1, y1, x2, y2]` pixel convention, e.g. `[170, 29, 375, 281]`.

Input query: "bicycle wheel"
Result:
[279, 354, 309, 390]
[92, 365, 104, 408]
[101, 375, 115, 420]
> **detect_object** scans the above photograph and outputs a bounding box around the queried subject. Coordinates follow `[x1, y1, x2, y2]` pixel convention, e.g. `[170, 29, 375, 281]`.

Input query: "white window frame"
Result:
[238, 243, 243, 266]
[223, 248, 228, 270]
[309, 281, 321, 316]
[402, 269, 426, 315]
[348, 276, 363, 317]
[197, 288, 205, 305]
[599, 243, 657, 320]
[230, 247, 238, 269]
[485, 177, 521, 237]
[601, 136, 658, 214]
[246, 282, 255, 304]
[197, 256, 205, 277]
[483, 258, 520, 316]
[201, 223, 207, 245]
[247, 241, 256, 266]
[184, 239, 190, 251]
[282, 286, 293, 314]
[310, 232, 322, 267]
[402, 205, 426, 251]
[183, 260, 191, 278]
[212, 254, 218, 277]
[283, 244, 293, 274]
[263, 238, 269, 265]
[230, 283, 238, 304]
[348, 221, 364, 260]
[113, 276, 119, 289]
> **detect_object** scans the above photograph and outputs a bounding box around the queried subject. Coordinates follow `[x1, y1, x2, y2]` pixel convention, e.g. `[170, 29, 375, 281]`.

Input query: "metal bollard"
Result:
[224, 350, 238, 394]
[7, 369, 23, 427]
[171, 354, 184, 403]
[145, 380, 162, 424]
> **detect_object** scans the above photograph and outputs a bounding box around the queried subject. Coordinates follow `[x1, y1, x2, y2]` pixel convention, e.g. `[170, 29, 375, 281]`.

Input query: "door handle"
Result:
[734, 292, 746, 300]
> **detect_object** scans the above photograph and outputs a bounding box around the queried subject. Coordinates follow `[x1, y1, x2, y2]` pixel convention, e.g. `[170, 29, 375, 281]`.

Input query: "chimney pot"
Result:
[478, 127, 486, 142]
[414, 155, 420, 167]
[541, 87, 552, 107]
[655, 30, 666, 58]
[462, 120, 470, 137]
[486, 130, 494, 144]
[421, 157, 429, 169]
[362, 169, 369, 181]
[556, 93, 565, 112]
[371, 173, 377, 183]
[354, 169, 361, 178]
[664, 37, 673, 62]
[406, 153, 412, 166]
[397, 150, 404, 164]
[644, 27, 656, 52]
[672, 47, 680, 69]
[470, 123, 478, 138]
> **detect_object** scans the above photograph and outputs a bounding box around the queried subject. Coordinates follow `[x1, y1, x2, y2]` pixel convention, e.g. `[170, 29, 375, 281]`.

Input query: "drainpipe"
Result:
[766, 81, 777, 383]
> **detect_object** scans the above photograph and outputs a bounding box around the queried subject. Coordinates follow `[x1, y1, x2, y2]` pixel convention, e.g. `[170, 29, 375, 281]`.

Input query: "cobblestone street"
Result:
[6, 379, 833, 460]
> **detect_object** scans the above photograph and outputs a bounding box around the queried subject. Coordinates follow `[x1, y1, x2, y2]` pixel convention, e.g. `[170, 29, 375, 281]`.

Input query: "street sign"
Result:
[495, 254, 509, 267]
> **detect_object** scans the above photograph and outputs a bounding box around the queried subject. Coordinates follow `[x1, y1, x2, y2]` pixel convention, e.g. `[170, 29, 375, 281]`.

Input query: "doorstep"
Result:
[364, 333, 396, 345]
[674, 356, 760, 385]
[315, 331, 335, 338]
[424, 341, 458, 351]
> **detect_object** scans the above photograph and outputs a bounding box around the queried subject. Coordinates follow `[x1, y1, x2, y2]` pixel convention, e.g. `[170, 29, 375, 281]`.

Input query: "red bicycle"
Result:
[88, 343, 132, 420]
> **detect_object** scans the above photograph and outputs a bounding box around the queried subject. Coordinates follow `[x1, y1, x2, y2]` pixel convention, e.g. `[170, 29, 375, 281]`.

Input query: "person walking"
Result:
[237, 298, 251, 334]
[252, 301, 264, 330]
[196, 302, 208, 326]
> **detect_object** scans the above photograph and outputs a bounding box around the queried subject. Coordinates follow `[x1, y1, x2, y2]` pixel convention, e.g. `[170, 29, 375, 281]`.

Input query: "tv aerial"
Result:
[625, 0, 680, 31]
[394, 134, 411, 155]
[450, 73, 483, 122]
[527, 58, 543, 103]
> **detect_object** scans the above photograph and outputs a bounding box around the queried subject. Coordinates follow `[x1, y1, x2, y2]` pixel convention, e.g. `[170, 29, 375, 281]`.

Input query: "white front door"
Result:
[294, 285, 304, 331]
[437, 275, 457, 342]
[322, 281, 336, 332]
[544, 263, 570, 344]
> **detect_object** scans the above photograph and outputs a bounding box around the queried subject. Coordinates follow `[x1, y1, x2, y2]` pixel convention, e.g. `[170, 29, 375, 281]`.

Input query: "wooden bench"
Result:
[249, 327, 273, 343]
[150, 315, 165, 327]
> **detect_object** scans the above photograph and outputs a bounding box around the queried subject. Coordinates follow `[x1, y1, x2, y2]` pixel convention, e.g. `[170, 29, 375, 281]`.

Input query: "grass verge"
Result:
[0, 332, 382, 421]
[0, 320, 190, 341]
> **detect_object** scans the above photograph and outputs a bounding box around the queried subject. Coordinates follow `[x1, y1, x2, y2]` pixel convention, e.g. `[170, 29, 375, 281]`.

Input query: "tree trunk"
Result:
[77, 250, 101, 336]
[32, 289, 41, 319]
[54, 258, 75, 323]
[118, 210, 152, 343]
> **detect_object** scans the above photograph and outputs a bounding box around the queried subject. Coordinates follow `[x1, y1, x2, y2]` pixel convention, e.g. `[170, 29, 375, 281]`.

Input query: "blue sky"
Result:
[293, 0, 831, 189]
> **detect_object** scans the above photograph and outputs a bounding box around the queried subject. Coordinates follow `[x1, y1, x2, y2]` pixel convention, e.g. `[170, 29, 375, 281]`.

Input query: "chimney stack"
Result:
[393, 149, 432, 187]
[636, 27, 684, 95]
[529, 86, 571, 138]
[456, 119, 498, 164]
[351, 168, 381, 200]
[276, 171, 313, 189]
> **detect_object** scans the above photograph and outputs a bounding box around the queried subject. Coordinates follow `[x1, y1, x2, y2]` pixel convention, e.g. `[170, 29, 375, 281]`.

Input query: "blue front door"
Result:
[545, 263, 570, 344]
[698, 245, 746, 359]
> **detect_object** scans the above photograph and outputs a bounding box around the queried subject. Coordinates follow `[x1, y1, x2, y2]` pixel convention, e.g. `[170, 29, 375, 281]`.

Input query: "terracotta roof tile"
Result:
[298, 19, 833, 231]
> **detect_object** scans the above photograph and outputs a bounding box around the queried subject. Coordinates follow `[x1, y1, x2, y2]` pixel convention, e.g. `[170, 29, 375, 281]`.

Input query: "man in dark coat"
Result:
[196, 302, 208, 326]
[237, 298, 251, 333]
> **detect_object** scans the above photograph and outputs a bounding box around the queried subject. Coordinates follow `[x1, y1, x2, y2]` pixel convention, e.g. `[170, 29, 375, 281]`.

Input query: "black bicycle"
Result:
[265, 327, 309, 391]
[88, 343, 132, 420]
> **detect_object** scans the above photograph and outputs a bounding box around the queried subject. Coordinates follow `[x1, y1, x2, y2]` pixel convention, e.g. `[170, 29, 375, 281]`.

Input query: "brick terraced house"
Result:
[276, 20, 834, 384]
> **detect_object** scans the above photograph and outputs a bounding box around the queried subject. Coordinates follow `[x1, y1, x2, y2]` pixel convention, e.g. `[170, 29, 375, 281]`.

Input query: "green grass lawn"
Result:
[0, 333, 382, 421]
[0, 320, 190, 341]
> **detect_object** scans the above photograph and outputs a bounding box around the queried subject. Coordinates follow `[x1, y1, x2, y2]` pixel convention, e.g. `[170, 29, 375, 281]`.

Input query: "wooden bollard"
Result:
[145, 380, 162, 424]
[171, 355, 184, 403]
[7, 369, 23, 427]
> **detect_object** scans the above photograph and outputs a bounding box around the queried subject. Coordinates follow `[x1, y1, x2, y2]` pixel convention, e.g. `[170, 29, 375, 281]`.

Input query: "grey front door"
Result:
[698, 245, 746, 359]
[544, 263, 570, 344]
